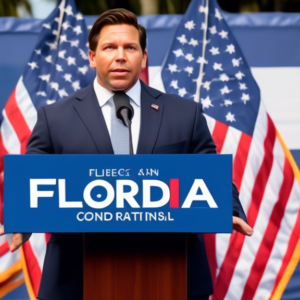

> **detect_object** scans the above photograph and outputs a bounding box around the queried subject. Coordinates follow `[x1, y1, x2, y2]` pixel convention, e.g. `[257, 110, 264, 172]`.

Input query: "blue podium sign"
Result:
[4, 154, 232, 233]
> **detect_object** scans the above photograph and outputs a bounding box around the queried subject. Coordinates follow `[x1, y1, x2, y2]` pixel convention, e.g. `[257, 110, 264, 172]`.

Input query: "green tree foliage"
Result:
[218, 0, 300, 12]
[49, 0, 300, 16]
[74, 0, 141, 15]
[158, 0, 190, 14]
[0, 0, 32, 17]
[74, 0, 191, 15]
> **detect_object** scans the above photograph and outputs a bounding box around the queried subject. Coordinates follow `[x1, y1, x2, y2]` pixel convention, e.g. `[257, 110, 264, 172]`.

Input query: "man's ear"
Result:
[89, 50, 96, 69]
[142, 49, 148, 69]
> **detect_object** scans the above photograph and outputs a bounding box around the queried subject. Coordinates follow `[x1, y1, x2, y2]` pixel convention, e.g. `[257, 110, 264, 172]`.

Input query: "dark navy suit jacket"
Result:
[26, 80, 247, 300]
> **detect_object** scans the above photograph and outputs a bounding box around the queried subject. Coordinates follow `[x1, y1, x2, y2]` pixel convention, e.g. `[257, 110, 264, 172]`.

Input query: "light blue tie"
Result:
[108, 93, 130, 154]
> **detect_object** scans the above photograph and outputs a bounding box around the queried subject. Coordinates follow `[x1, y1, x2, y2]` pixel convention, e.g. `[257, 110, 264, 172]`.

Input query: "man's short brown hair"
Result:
[88, 8, 147, 53]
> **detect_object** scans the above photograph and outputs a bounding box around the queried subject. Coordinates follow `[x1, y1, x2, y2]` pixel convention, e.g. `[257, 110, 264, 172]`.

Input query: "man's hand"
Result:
[233, 216, 253, 236]
[0, 224, 25, 252]
[0, 224, 4, 236]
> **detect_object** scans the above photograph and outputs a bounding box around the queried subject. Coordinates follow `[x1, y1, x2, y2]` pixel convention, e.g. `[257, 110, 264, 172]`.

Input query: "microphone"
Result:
[113, 91, 134, 155]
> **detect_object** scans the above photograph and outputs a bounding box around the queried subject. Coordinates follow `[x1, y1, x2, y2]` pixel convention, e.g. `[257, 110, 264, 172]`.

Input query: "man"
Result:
[0, 8, 252, 300]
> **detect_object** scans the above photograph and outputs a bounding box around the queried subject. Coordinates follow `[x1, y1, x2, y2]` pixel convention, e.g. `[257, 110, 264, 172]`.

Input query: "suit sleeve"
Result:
[191, 103, 248, 223]
[26, 107, 54, 154]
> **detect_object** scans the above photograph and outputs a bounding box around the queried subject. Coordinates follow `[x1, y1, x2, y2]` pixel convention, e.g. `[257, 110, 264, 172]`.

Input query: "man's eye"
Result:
[105, 46, 113, 49]
[128, 46, 135, 50]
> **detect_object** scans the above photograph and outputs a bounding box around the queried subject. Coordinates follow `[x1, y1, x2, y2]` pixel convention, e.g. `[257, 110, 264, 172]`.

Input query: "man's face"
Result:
[89, 24, 147, 92]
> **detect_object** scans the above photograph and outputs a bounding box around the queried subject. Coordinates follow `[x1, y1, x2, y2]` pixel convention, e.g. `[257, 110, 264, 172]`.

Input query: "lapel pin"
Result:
[151, 104, 159, 111]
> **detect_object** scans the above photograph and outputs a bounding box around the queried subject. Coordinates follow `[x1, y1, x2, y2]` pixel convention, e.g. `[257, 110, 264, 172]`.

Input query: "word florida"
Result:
[30, 179, 218, 209]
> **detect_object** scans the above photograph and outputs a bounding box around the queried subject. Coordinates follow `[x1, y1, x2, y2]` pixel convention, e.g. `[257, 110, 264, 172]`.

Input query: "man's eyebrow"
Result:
[101, 40, 139, 45]
[124, 42, 139, 46]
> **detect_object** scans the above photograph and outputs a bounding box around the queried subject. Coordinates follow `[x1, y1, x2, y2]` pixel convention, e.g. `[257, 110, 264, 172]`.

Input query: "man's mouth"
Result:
[111, 69, 129, 73]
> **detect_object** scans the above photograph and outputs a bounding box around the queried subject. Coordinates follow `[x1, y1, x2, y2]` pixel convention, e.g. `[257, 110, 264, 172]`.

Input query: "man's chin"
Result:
[109, 80, 135, 92]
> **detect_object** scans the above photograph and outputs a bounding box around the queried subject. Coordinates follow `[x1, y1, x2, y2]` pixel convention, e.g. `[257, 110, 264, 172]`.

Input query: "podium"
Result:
[84, 233, 187, 300]
[4, 154, 232, 300]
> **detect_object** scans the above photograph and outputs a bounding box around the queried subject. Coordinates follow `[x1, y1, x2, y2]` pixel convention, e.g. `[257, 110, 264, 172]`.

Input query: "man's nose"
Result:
[115, 47, 126, 62]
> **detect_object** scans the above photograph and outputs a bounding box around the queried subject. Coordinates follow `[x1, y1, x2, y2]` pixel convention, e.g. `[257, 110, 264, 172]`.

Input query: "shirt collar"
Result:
[126, 80, 141, 107]
[93, 77, 114, 107]
[93, 77, 141, 107]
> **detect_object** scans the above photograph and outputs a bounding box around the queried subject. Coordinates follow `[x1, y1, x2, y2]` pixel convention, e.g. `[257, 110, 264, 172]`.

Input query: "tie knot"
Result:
[113, 91, 129, 105]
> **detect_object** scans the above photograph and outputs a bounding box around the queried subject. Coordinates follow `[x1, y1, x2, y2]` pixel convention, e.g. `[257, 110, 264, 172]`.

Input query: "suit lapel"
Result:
[137, 81, 164, 154]
[73, 84, 114, 154]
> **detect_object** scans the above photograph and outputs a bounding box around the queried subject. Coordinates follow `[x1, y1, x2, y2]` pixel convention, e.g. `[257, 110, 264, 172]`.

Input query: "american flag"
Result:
[0, 0, 94, 297]
[161, 0, 300, 299]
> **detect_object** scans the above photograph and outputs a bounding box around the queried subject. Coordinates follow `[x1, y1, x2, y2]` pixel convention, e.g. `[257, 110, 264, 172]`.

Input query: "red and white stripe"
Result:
[22, 233, 49, 296]
[215, 103, 270, 295]
[0, 77, 48, 297]
[254, 178, 300, 299]
[15, 77, 38, 131]
[1, 110, 21, 154]
[205, 101, 300, 300]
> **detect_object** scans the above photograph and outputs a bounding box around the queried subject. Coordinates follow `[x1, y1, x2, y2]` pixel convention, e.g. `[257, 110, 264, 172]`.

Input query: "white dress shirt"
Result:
[93, 77, 141, 154]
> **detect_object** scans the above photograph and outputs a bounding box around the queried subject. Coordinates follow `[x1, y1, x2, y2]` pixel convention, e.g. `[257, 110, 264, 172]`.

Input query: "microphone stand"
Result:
[128, 121, 134, 155]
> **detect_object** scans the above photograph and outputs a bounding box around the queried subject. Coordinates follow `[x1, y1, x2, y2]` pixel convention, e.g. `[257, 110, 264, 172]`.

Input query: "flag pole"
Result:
[194, 0, 209, 103]
[54, 0, 66, 51]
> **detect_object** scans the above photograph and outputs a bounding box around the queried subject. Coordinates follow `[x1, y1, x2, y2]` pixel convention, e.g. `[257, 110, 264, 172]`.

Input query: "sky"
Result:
[20, 0, 57, 18]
